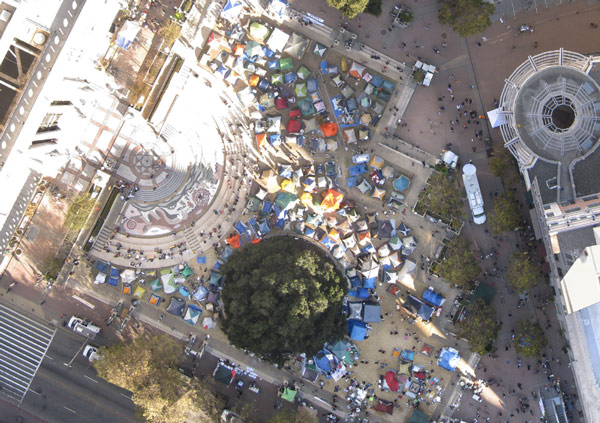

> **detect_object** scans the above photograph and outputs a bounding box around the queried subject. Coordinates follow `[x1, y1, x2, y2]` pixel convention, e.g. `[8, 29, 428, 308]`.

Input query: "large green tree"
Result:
[326, 0, 369, 18]
[425, 172, 465, 220]
[488, 192, 521, 235]
[64, 192, 96, 232]
[458, 299, 500, 354]
[489, 145, 519, 185]
[438, 237, 481, 289]
[267, 408, 319, 423]
[94, 335, 224, 423]
[221, 237, 347, 364]
[507, 252, 540, 293]
[438, 0, 495, 37]
[515, 319, 547, 357]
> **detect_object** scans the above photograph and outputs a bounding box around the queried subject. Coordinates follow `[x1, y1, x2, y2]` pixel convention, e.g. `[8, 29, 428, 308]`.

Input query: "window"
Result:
[38, 112, 61, 132]
[567, 207, 581, 213]
[583, 195, 599, 202]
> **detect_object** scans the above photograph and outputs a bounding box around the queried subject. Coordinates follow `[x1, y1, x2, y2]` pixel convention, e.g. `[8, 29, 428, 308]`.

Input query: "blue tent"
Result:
[363, 276, 376, 289]
[269, 60, 280, 70]
[371, 75, 384, 88]
[213, 260, 223, 270]
[423, 289, 445, 307]
[196, 256, 207, 264]
[107, 276, 119, 286]
[347, 319, 367, 341]
[261, 201, 273, 214]
[279, 165, 293, 179]
[221, 245, 233, 260]
[417, 303, 435, 321]
[270, 134, 282, 146]
[208, 271, 222, 286]
[363, 304, 381, 322]
[313, 350, 334, 375]
[320, 235, 336, 250]
[346, 177, 358, 188]
[284, 72, 297, 84]
[235, 220, 249, 234]
[349, 288, 370, 299]
[349, 275, 362, 288]
[349, 164, 368, 176]
[438, 347, 460, 372]
[183, 304, 202, 325]
[304, 227, 315, 238]
[222, 0, 243, 21]
[110, 266, 120, 277]
[307, 78, 318, 93]
[96, 260, 109, 273]
[258, 219, 271, 234]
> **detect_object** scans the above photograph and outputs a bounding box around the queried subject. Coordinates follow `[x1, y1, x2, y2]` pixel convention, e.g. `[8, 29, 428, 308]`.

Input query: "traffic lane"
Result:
[192, 352, 332, 422]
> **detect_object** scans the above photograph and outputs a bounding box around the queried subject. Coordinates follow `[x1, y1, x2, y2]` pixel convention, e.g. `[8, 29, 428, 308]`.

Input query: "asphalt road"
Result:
[18, 327, 137, 423]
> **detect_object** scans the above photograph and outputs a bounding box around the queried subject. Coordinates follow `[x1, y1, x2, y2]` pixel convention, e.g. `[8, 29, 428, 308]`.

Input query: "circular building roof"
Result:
[499, 49, 600, 166]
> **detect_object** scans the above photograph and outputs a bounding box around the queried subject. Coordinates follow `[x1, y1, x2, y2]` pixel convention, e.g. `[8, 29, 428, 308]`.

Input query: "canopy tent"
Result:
[327, 340, 359, 366]
[266, 27, 290, 52]
[279, 57, 294, 71]
[369, 155, 385, 169]
[183, 304, 202, 325]
[284, 71, 297, 84]
[374, 399, 394, 415]
[408, 410, 430, 423]
[149, 293, 161, 306]
[161, 270, 177, 294]
[213, 362, 235, 385]
[423, 288, 445, 307]
[321, 189, 344, 212]
[281, 387, 297, 402]
[348, 302, 363, 320]
[166, 297, 186, 317]
[299, 99, 316, 115]
[349, 287, 370, 299]
[320, 122, 338, 137]
[287, 119, 302, 133]
[275, 97, 287, 109]
[313, 43, 326, 57]
[438, 347, 461, 372]
[121, 269, 136, 284]
[222, 0, 243, 22]
[94, 273, 106, 284]
[203, 317, 217, 329]
[372, 187, 386, 199]
[267, 115, 282, 133]
[487, 107, 508, 128]
[181, 265, 194, 278]
[295, 82, 307, 97]
[244, 40, 263, 57]
[347, 319, 367, 341]
[249, 22, 270, 41]
[256, 133, 267, 148]
[363, 303, 381, 322]
[284, 32, 309, 59]
[383, 371, 400, 392]
[208, 271, 222, 286]
[344, 128, 357, 144]
[116, 20, 140, 50]
[349, 62, 366, 79]
[192, 285, 208, 302]
[297, 65, 310, 79]
[397, 223, 411, 236]
[393, 175, 410, 192]
[271, 72, 284, 85]
[402, 236, 418, 255]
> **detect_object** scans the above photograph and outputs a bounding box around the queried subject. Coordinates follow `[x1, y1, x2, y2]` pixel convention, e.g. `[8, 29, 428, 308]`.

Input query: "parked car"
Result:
[83, 345, 99, 361]
[68, 316, 101, 339]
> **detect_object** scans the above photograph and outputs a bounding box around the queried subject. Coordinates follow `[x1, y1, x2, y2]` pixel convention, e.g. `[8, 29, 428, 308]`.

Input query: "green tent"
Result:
[408, 409, 430, 423]
[149, 278, 162, 292]
[246, 195, 262, 212]
[271, 73, 284, 85]
[281, 387, 297, 402]
[244, 40, 262, 57]
[295, 82, 307, 97]
[469, 282, 497, 306]
[279, 57, 294, 71]
[298, 98, 315, 116]
[249, 22, 270, 41]
[297, 65, 310, 80]
[313, 43, 326, 57]
[275, 192, 298, 210]
[181, 265, 194, 278]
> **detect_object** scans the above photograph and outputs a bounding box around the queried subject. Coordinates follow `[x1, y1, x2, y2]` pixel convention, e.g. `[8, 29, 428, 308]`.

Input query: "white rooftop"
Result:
[561, 245, 600, 314]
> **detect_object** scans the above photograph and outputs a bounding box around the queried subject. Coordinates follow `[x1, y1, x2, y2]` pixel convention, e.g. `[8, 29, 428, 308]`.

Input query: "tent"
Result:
[166, 297, 185, 317]
[279, 57, 294, 71]
[267, 115, 282, 133]
[320, 122, 338, 138]
[295, 82, 307, 97]
[213, 362, 235, 385]
[249, 22, 270, 41]
[369, 155, 385, 169]
[299, 99, 316, 115]
[133, 285, 146, 299]
[402, 236, 418, 255]
[275, 97, 288, 109]
[256, 133, 267, 149]
[271, 72, 284, 85]
[275, 191, 298, 210]
[161, 270, 177, 294]
[208, 271, 222, 286]
[244, 40, 263, 57]
[383, 371, 400, 392]
[267, 28, 290, 52]
[397, 223, 411, 237]
[116, 20, 140, 50]
[438, 347, 461, 372]
[284, 71, 297, 84]
[408, 410, 430, 423]
[94, 273, 106, 284]
[363, 303, 381, 322]
[281, 387, 297, 402]
[192, 285, 208, 302]
[183, 304, 202, 325]
[372, 187, 386, 199]
[321, 189, 344, 212]
[349, 287, 370, 299]
[349, 62, 366, 79]
[423, 288, 445, 307]
[344, 128, 357, 144]
[328, 340, 359, 365]
[348, 302, 363, 320]
[107, 275, 119, 286]
[347, 319, 367, 341]
[287, 119, 302, 133]
[313, 43, 326, 57]
[297, 65, 310, 79]
[487, 107, 508, 128]
[284, 32, 308, 59]
[203, 317, 217, 329]
[222, 0, 243, 21]
[149, 293, 161, 306]
[121, 269, 136, 284]
[374, 399, 394, 415]
[393, 175, 410, 192]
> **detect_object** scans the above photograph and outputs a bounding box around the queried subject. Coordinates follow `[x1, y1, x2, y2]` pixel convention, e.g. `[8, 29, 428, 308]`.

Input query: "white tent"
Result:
[202, 317, 217, 329]
[94, 273, 106, 284]
[120, 269, 136, 284]
[397, 258, 417, 290]
[487, 108, 508, 128]
[267, 28, 290, 52]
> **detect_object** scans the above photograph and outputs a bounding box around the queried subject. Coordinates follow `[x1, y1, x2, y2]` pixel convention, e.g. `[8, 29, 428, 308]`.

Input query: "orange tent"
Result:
[320, 122, 338, 138]
[249, 74, 260, 87]
[321, 189, 344, 212]
[233, 43, 245, 56]
[251, 238, 262, 244]
[256, 133, 266, 148]
[226, 233, 241, 248]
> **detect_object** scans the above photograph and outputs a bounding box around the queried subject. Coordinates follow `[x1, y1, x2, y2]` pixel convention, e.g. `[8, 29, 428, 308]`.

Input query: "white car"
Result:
[83, 345, 99, 361]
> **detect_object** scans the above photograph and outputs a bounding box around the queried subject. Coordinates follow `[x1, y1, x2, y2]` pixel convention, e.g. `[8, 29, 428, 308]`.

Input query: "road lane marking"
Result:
[64, 406, 76, 413]
[46, 355, 54, 361]
[28, 389, 41, 396]
[71, 295, 95, 309]
[120, 393, 131, 400]
[83, 375, 98, 383]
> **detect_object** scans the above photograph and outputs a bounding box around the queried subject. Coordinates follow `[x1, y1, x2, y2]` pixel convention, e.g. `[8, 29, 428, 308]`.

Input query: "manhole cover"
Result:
[380, 29, 387, 35]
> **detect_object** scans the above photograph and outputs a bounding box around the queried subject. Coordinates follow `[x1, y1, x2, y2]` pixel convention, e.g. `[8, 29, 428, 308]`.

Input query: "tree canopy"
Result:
[94, 335, 224, 423]
[267, 408, 319, 423]
[438, 0, 495, 37]
[488, 192, 521, 235]
[489, 145, 519, 185]
[438, 237, 481, 289]
[425, 172, 465, 220]
[507, 252, 540, 293]
[221, 237, 347, 364]
[458, 298, 500, 354]
[515, 319, 547, 357]
[326, 0, 369, 18]
[64, 193, 96, 232]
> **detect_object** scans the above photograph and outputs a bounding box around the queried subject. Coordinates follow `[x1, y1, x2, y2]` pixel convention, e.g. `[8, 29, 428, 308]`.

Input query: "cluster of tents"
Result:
[400, 287, 446, 322]
[95, 260, 219, 329]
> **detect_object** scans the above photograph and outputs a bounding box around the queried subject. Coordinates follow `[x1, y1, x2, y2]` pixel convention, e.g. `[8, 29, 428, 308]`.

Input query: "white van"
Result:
[68, 316, 101, 339]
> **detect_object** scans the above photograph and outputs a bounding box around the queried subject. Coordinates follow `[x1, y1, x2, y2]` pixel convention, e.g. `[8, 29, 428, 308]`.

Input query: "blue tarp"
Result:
[269, 60, 280, 69]
[347, 319, 367, 341]
[438, 348, 460, 372]
[107, 276, 119, 286]
[235, 221, 249, 234]
[363, 304, 381, 322]
[349, 287, 370, 299]
[96, 260, 109, 273]
[349, 275, 362, 288]
[320, 235, 336, 250]
[349, 164, 368, 176]
[263, 46, 275, 58]
[382, 79, 396, 93]
[196, 256, 207, 264]
[261, 201, 273, 214]
[110, 266, 120, 277]
[363, 276, 376, 289]
[417, 303, 435, 321]
[346, 177, 358, 188]
[423, 289, 444, 307]
[314, 350, 334, 374]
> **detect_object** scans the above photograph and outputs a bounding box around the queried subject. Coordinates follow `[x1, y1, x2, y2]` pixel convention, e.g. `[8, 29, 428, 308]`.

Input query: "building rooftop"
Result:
[527, 158, 560, 204]
[561, 245, 600, 313]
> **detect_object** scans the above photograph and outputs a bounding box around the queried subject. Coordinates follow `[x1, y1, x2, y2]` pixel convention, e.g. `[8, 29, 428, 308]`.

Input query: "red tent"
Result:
[320, 122, 338, 137]
[289, 109, 301, 118]
[226, 233, 241, 248]
[275, 97, 288, 110]
[287, 119, 302, 133]
[256, 133, 266, 149]
[374, 399, 394, 415]
[384, 371, 400, 392]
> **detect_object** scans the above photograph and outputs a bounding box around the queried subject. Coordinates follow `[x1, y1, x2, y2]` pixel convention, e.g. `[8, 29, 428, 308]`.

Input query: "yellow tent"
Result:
[372, 187, 386, 199]
[300, 192, 314, 206]
[369, 155, 385, 169]
[133, 285, 146, 299]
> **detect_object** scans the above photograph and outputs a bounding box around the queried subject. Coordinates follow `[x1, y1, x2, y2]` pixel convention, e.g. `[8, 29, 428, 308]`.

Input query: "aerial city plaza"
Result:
[0, 0, 599, 422]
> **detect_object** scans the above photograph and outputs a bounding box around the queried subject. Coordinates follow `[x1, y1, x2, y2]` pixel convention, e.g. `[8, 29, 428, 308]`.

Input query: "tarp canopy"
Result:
[408, 409, 430, 423]
[183, 304, 202, 325]
[438, 347, 460, 372]
[375, 399, 394, 415]
[249, 22, 270, 41]
[166, 297, 185, 316]
[487, 107, 508, 128]
[347, 319, 367, 340]
[363, 303, 381, 322]
[284, 32, 308, 59]
[214, 362, 235, 385]
[267, 27, 290, 52]
[349, 287, 370, 299]
[423, 288, 445, 307]
[281, 387, 297, 402]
